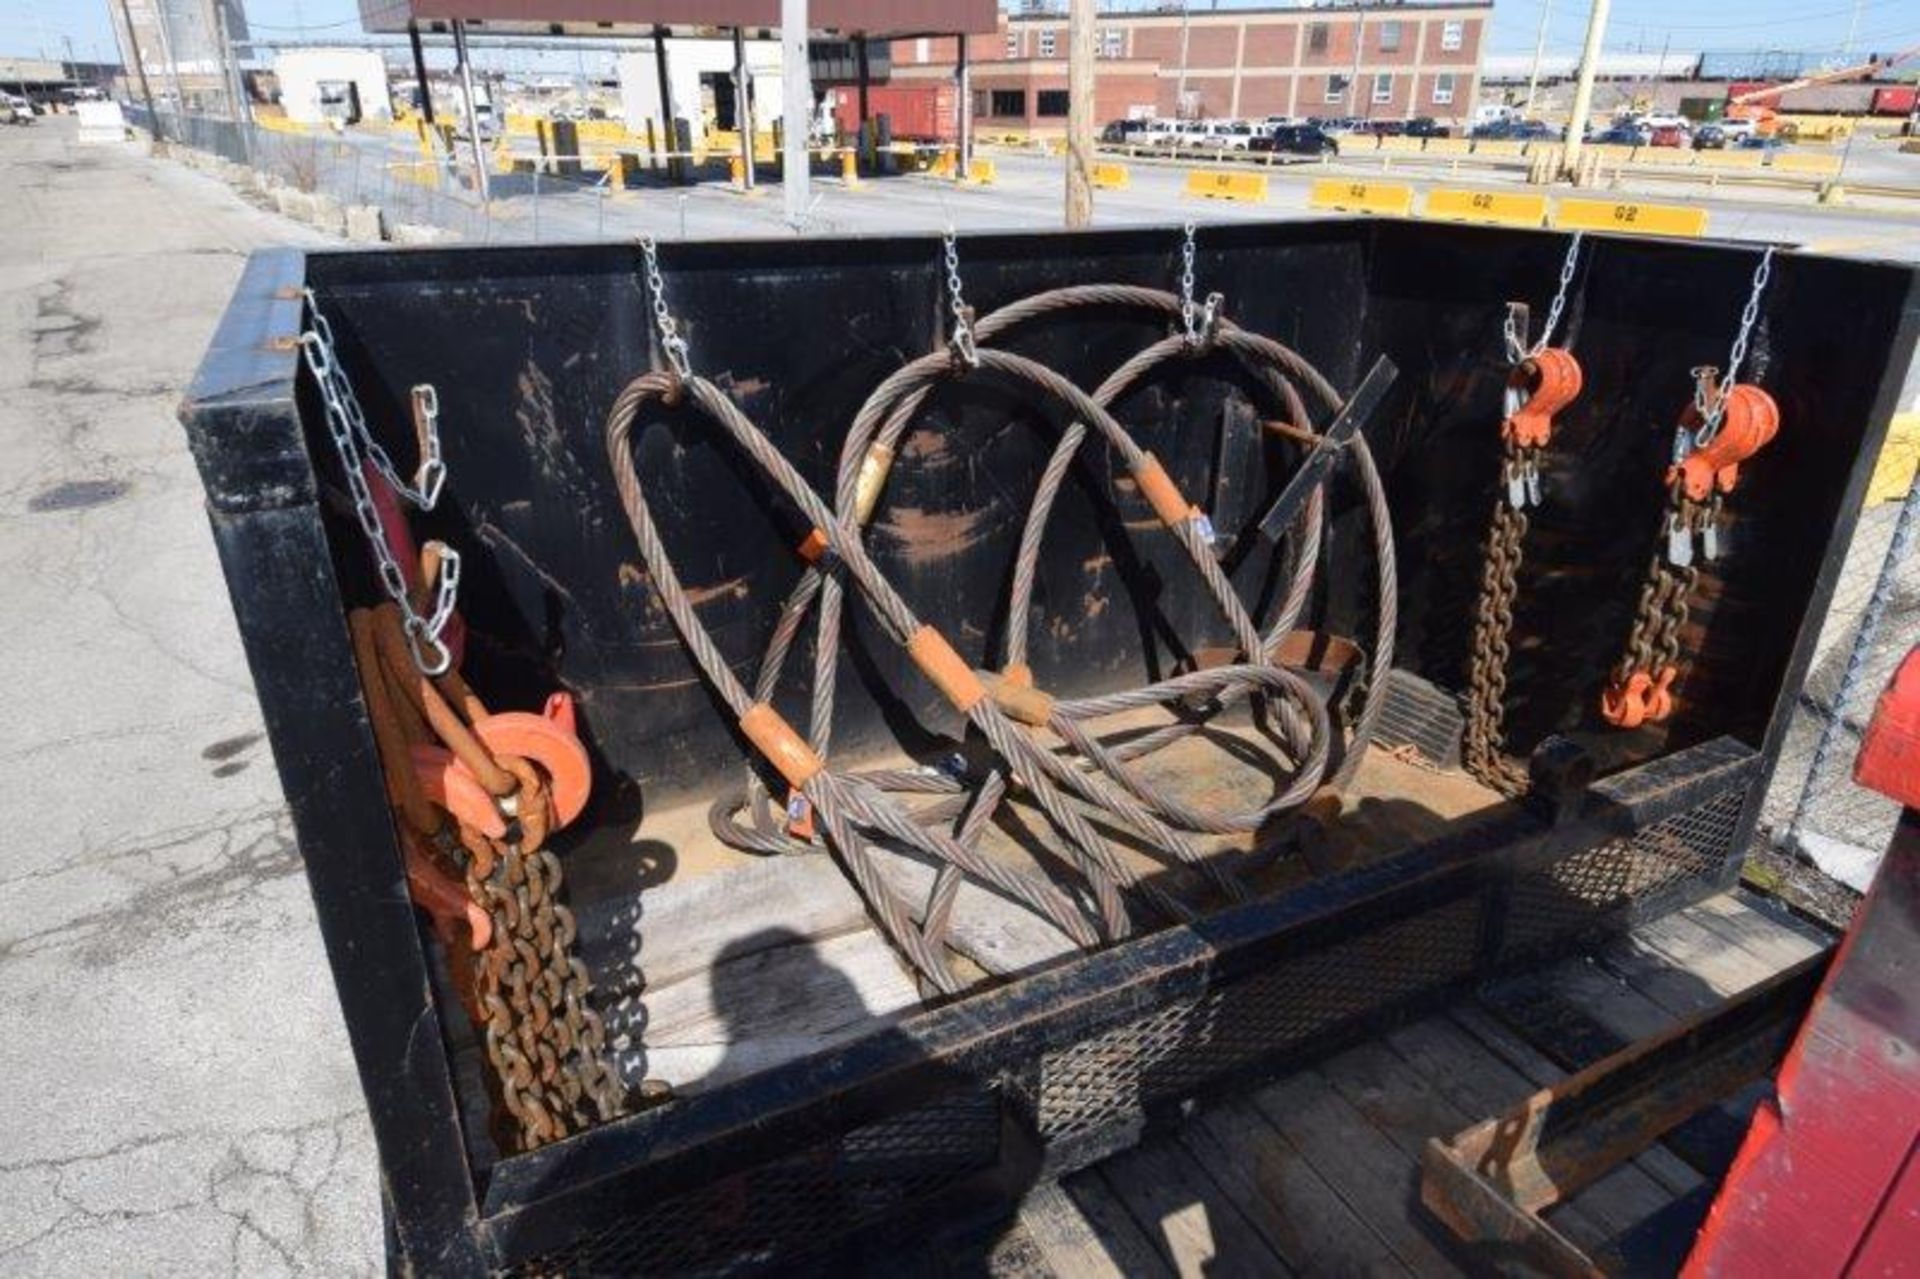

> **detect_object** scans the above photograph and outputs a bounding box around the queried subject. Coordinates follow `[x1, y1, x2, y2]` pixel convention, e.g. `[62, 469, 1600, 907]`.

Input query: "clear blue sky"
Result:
[4, 0, 1917, 67]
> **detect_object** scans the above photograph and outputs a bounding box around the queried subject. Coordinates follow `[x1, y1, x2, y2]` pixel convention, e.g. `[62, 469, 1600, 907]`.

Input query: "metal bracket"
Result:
[1248, 354, 1397, 548]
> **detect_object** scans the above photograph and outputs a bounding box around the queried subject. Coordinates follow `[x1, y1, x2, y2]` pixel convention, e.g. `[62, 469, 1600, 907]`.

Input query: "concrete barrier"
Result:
[1551, 196, 1708, 238]
[965, 157, 997, 185]
[1424, 187, 1548, 228]
[1185, 168, 1269, 203]
[1773, 151, 1843, 177]
[345, 204, 386, 243]
[1092, 161, 1130, 190]
[1308, 178, 1414, 216]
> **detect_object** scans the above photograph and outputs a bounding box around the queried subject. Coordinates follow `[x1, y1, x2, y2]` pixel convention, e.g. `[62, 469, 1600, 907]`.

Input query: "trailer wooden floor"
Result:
[981, 889, 1835, 1279]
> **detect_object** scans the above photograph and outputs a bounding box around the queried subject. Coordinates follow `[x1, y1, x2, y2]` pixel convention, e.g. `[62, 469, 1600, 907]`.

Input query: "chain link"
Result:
[942, 227, 979, 367]
[1694, 245, 1775, 443]
[1462, 439, 1533, 796]
[1176, 221, 1223, 348]
[1503, 232, 1583, 364]
[300, 291, 457, 675]
[639, 235, 692, 378]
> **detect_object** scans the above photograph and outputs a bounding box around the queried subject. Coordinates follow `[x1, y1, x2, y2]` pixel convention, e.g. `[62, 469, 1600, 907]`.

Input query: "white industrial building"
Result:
[274, 48, 392, 125]
[617, 37, 786, 155]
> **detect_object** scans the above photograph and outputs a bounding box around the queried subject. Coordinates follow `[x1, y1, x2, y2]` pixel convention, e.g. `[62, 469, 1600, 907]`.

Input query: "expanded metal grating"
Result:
[1372, 669, 1467, 769]
[1034, 896, 1484, 1144]
[501, 782, 1748, 1275]
[1500, 785, 1744, 960]
[504, 1090, 1001, 1277]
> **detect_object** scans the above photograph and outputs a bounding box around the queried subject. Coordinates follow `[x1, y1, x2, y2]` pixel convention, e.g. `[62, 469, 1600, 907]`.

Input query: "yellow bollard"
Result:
[729, 153, 746, 188]
[842, 149, 861, 189]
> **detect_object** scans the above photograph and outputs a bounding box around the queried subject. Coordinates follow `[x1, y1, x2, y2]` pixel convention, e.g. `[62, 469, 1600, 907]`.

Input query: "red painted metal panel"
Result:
[1685, 808, 1920, 1276]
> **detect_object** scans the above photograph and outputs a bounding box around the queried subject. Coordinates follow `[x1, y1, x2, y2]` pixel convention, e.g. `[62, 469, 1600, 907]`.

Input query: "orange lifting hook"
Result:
[1502, 348, 1584, 449]
[1670, 384, 1780, 502]
[1600, 666, 1678, 730]
[411, 694, 594, 836]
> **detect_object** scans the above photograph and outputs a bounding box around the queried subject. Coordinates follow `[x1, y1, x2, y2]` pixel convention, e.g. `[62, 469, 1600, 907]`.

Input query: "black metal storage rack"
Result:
[179, 221, 1919, 1274]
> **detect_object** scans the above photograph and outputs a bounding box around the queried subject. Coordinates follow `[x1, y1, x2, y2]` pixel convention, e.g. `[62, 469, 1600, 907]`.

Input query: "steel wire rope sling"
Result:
[1461, 233, 1588, 796]
[713, 228, 1396, 945]
[605, 241, 1105, 995]
[300, 296, 625, 1152]
[1601, 246, 1782, 731]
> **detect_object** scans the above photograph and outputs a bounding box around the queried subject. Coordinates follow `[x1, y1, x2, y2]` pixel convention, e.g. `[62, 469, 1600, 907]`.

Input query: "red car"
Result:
[1648, 124, 1688, 148]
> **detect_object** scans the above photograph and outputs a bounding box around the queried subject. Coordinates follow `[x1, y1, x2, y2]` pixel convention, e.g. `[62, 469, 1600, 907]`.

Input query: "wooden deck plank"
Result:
[1054, 1172, 1179, 1279]
[1098, 1138, 1292, 1277]
[1685, 892, 1831, 968]
[1248, 1069, 1472, 1275]
[616, 927, 920, 1094]
[1016, 1178, 1171, 1279]
[1325, 1031, 1612, 1250]
[1178, 1100, 1410, 1276]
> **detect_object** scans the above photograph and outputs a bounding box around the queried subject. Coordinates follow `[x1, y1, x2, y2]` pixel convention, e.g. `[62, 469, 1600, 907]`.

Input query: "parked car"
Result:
[1647, 123, 1688, 148]
[1693, 124, 1729, 150]
[1360, 119, 1407, 137]
[1251, 123, 1338, 157]
[1591, 125, 1645, 146]
[1101, 119, 1148, 143]
[1403, 117, 1452, 138]
[1472, 119, 1557, 141]
[1138, 119, 1181, 147]
[1737, 134, 1788, 153]
[1209, 121, 1261, 151]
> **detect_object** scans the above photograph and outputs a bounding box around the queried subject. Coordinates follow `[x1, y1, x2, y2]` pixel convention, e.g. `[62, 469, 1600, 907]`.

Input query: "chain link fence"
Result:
[123, 106, 622, 244]
[1759, 412, 1920, 896]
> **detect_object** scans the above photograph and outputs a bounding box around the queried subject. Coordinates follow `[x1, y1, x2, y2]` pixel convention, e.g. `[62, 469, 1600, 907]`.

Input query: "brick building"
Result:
[889, 2, 1491, 137]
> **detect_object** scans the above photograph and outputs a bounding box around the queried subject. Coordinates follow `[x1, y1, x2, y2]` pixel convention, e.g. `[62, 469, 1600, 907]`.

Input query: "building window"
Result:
[1379, 21, 1401, 53]
[1101, 28, 1123, 59]
[1307, 23, 1329, 54]
[989, 89, 1026, 117]
[1325, 74, 1349, 103]
[1373, 73, 1393, 104]
[1005, 30, 1020, 59]
[1038, 29, 1056, 58]
[1432, 73, 1455, 105]
[1037, 89, 1069, 117]
[1441, 20, 1464, 51]
[915, 37, 929, 64]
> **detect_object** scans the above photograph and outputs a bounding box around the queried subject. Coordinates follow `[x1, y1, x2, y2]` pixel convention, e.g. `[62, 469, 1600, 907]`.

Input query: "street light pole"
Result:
[1560, 0, 1612, 178]
[116, 0, 163, 139]
[452, 19, 490, 201]
[1524, 0, 1553, 114]
[1065, 0, 1095, 227]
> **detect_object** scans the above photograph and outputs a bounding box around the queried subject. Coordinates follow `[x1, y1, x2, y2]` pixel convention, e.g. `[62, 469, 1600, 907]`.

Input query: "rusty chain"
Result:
[465, 828, 626, 1152]
[1461, 438, 1533, 796]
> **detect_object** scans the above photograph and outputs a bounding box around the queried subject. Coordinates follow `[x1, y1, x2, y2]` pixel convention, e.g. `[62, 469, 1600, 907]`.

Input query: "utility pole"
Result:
[1065, 0, 1095, 227]
[955, 34, 971, 183]
[152, 0, 189, 115]
[212, 1, 247, 125]
[1177, 1, 1190, 116]
[781, 0, 810, 227]
[733, 27, 756, 191]
[116, 0, 163, 140]
[1347, 7, 1368, 119]
[1560, 0, 1611, 178]
[1524, 0, 1553, 114]
[452, 19, 490, 200]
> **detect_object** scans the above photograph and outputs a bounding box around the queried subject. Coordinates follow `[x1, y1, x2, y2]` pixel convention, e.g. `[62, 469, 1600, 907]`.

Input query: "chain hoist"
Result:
[1602, 252, 1782, 730]
[1462, 235, 1585, 796]
[301, 292, 460, 674]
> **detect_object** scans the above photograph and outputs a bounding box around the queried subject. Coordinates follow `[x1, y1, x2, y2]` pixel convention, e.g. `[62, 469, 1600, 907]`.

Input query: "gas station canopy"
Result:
[356, 1, 999, 39]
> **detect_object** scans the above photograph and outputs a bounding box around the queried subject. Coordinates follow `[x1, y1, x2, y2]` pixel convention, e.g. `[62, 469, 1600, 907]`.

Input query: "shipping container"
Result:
[829, 81, 957, 141]
[1872, 85, 1917, 116]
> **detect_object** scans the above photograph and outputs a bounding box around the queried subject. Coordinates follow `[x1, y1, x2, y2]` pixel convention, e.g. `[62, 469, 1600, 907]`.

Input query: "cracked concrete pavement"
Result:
[0, 121, 381, 1273]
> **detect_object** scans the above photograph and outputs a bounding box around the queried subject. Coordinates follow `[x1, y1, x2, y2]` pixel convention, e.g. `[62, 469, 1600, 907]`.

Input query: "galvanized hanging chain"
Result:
[300, 291, 459, 675]
[1693, 245, 1774, 445]
[943, 227, 980, 367]
[1503, 232, 1582, 364]
[1177, 220, 1222, 348]
[639, 235, 692, 378]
